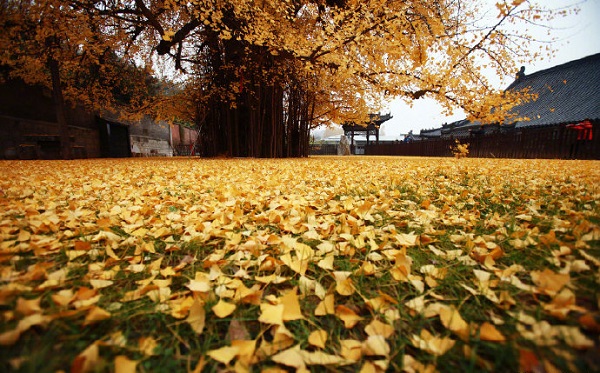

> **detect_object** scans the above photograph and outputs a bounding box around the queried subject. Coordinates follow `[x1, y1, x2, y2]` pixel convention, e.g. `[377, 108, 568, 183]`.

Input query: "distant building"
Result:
[419, 53, 600, 139]
[0, 77, 191, 159]
[341, 113, 393, 154]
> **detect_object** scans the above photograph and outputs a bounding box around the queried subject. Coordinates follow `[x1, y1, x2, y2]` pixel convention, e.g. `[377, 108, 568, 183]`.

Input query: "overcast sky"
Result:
[380, 0, 600, 138]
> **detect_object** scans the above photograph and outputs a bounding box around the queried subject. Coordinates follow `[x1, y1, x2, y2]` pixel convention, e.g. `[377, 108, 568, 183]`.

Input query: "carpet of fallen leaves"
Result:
[0, 156, 599, 373]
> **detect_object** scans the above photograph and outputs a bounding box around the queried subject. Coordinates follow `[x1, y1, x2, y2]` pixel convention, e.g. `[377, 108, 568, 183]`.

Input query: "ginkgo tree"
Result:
[73, 0, 565, 157]
[3, 0, 569, 157]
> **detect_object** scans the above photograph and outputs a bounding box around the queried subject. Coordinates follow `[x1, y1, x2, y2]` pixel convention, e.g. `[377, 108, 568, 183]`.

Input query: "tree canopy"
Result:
[1, 0, 569, 157]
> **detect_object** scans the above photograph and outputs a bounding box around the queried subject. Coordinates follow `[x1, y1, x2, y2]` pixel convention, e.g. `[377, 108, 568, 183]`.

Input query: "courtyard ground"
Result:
[0, 156, 599, 372]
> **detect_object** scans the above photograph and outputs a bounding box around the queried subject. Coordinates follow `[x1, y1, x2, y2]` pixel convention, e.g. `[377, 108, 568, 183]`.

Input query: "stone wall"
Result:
[129, 117, 173, 157]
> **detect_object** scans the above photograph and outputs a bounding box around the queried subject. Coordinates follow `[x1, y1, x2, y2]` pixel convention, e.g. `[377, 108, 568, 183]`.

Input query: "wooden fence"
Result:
[309, 143, 338, 155]
[365, 123, 600, 159]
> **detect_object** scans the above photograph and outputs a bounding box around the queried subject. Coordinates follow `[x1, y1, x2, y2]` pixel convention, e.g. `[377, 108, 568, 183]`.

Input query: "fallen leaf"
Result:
[259, 303, 284, 325]
[396, 232, 419, 246]
[556, 325, 594, 349]
[439, 306, 469, 340]
[231, 339, 256, 366]
[207, 345, 239, 365]
[138, 336, 158, 356]
[74, 241, 92, 251]
[315, 293, 335, 316]
[519, 349, 542, 373]
[336, 305, 363, 329]
[228, 319, 251, 341]
[340, 339, 363, 362]
[271, 345, 306, 370]
[0, 313, 50, 346]
[300, 349, 351, 365]
[411, 329, 456, 356]
[89, 279, 114, 289]
[308, 329, 328, 349]
[362, 335, 390, 356]
[71, 342, 99, 373]
[15, 297, 41, 316]
[531, 268, 570, 295]
[335, 277, 356, 296]
[479, 322, 505, 342]
[187, 298, 206, 334]
[0, 328, 21, 346]
[281, 287, 305, 321]
[364, 319, 395, 338]
[83, 306, 111, 325]
[579, 313, 600, 333]
[187, 278, 212, 293]
[212, 299, 236, 318]
[114, 355, 137, 373]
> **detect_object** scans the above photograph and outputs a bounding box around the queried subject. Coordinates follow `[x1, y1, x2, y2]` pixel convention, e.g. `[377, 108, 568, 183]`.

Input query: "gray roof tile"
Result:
[506, 53, 600, 127]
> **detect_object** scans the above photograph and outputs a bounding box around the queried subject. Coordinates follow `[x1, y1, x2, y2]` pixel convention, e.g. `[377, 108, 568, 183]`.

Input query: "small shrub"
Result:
[451, 139, 469, 158]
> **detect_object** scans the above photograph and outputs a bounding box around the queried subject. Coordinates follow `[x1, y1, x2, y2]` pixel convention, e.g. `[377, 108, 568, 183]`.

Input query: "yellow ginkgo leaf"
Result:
[315, 293, 335, 316]
[439, 306, 469, 340]
[396, 232, 419, 246]
[411, 329, 456, 356]
[187, 298, 206, 334]
[259, 303, 284, 325]
[0, 328, 21, 346]
[333, 271, 355, 296]
[479, 322, 505, 342]
[83, 306, 111, 325]
[187, 278, 211, 293]
[335, 305, 363, 329]
[280, 288, 304, 321]
[362, 335, 390, 356]
[531, 268, 570, 295]
[89, 279, 114, 289]
[295, 242, 314, 262]
[71, 342, 99, 373]
[212, 299, 236, 318]
[271, 345, 306, 370]
[299, 349, 351, 366]
[317, 254, 334, 270]
[207, 345, 239, 365]
[556, 326, 594, 349]
[114, 355, 137, 373]
[364, 319, 395, 338]
[17, 229, 31, 242]
[340, 339, 363, 362]
[52, 289, 75, 307]
[336, 277, 355, 296]
[15, 297, 41, 316]
[138, 336, 158, 356]
[231, 339, 256, 366]
[308, 329, 328, 349]
[280, 253, 308, 275]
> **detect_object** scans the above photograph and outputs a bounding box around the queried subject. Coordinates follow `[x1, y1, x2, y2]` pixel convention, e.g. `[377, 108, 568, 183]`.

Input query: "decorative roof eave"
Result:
[342, 113, 393, 132]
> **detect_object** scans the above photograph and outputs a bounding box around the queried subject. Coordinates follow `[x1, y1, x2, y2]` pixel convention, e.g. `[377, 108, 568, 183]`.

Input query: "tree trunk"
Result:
[47, 56, 71, 160]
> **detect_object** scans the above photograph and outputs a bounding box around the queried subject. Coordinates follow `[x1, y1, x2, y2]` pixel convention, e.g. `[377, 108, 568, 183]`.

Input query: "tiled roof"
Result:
[505, 53, 600, 127]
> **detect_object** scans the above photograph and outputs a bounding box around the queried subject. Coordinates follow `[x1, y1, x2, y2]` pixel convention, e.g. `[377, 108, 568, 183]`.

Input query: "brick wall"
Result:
[170, 124, 198, 146]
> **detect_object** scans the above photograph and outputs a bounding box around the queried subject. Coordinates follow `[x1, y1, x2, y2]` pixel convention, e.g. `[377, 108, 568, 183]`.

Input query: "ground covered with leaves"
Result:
[0, 156, 599, 372]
